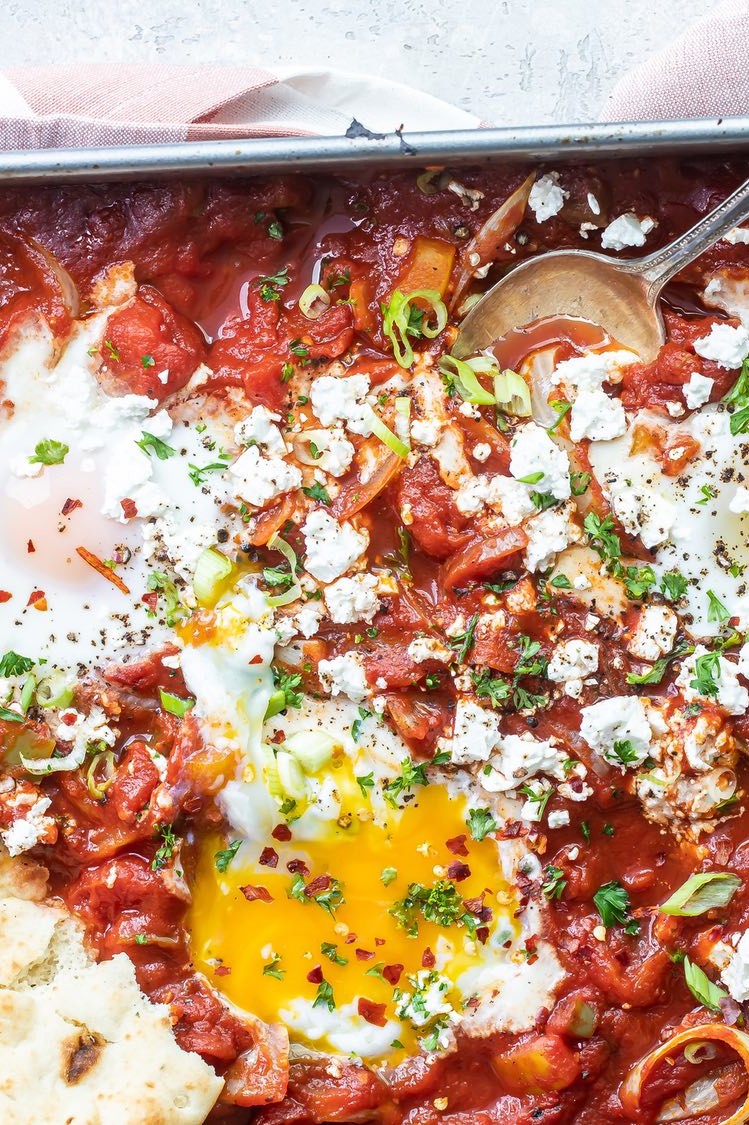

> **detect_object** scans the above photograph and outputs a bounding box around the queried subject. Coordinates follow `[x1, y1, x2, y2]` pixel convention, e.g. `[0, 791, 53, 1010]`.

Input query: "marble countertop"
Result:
[3, 0, 713, 125]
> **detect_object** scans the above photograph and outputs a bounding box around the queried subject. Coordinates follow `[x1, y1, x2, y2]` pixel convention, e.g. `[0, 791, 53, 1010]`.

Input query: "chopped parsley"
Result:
[137, 431, 176, 460]
[466, 807, 498, 841]
[593, 880, 639, 935]
[542, 865, 567, 900]
[447, 613, 479, 664]
[697, 484, 717, 506]
[471, 668, 511, 708]
[141, 354, 155, 368]
[152, 824, 178, 871]
[622, 564, 656, 601]
[356, 771, 375, 798]
[391, 880, 476, 937]
[724, 357, 749, 435]
[660, 571, 688, 601]
[267, 220, 284, 241]
[0, 652, 34, 677]
[383, 758, 429, 808]
[610, 739, 639, 767]
[547, 400, 572, 432]
[214, 840, 242, 873]
[583, 512, 621, 563]
[188, 457, 230, 487]
[263, 956, 285, 980]
[690, 650, 721, 698]
[29, 438, 69, 466]
[321, 942, 348, 966]
[707, 589, 730, 625]
[313, 980, 336, 1011]
[254, 267, 290, 302]
[302, 482, 332, 505]
[147, 571, 187, 627]
[518, 782, 554, 818]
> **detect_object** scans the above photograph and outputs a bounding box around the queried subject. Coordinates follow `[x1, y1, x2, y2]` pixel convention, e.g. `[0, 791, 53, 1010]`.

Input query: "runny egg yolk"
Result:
[189, 781, 516, 1057]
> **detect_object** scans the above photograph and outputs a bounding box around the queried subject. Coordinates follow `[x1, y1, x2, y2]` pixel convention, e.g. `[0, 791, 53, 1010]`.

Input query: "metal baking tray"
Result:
[2, 117, 749, 185]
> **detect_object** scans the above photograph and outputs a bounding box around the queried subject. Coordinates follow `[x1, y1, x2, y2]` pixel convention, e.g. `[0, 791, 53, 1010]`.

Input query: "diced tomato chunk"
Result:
[99, 285, 206, 398]
[396, 457, 472, 560]
[107, 742, 161, 824]
[491, 1033, 581, 1095]
[0, 229, 74, 348]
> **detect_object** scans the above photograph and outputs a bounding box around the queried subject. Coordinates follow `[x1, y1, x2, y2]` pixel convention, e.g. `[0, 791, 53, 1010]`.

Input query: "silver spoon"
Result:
[453, 177, 749, 363]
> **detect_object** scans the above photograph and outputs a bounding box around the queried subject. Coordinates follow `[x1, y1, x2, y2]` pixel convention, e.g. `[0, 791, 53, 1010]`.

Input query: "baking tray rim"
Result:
[2, 117, 749, 184]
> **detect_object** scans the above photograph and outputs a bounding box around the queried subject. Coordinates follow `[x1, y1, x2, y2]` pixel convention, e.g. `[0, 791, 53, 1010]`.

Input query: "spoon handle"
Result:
[627, 176, 749, 300]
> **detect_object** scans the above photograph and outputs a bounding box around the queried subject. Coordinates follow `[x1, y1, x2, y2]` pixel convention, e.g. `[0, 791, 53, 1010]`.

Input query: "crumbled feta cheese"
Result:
[676, 646, 749, 716]
[605, 473, 675, 549]
[722, 931, 749, 1001]
[587, 192, 601, 216]
[600, 213, 655, 251]
[234, 405, 288, 455]
[693, 323, 749, 369]
[142, 511, 215, 584]
[524, 503, 580, 573]
[730, 485, 749, 514]
[302, 510, 369, 583]
[628, 605, 677, 663]
[573, 574, 591, 590]
[411, 418, 443, 448]
[308, 426, 356, 477]
[472, 442, 491, 463]
[579, 695, 652, 769]
[481, 733, 565, 793]
[229, 445, 302, 507]
[510, 422, 571, 500]
[309, 373, 373, 435]
[324, 573, 379, 624]
[551, 350, 636, 443]
[292, 600, 325, 638]
[547, 809, 570, 829]
[683, 372, 714, 410]
[547, 639, 598, 698]
[723, 228, 749, 245]
[0, 795, 54, 856]
[444, 700, 502, 764]
[407, 637, 453, 664]
[317, 652, 369, 704]
[528, 173, 568, 223]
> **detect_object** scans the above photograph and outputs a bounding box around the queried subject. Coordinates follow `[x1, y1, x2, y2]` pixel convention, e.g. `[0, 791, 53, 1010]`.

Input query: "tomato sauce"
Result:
[3, 152, 749, 1123]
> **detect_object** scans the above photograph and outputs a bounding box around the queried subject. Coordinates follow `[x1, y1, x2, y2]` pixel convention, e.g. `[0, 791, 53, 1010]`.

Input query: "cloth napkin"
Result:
[0, 2, 746, 151]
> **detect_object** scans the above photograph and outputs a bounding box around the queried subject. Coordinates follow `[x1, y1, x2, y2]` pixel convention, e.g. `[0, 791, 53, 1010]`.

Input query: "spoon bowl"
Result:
[454, 176, 749, 363]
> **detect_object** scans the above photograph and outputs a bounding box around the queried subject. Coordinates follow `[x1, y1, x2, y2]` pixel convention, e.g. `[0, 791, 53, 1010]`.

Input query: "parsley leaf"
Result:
[254, 267, 290, 302]
[29, 439, 69, 466]
[542, 865, 567, 900]
[0, 651, 35, 677]
[313, 980, 336, 1011]
[302, 482, 332, 505]
[471, 668, 511, 708]
[152, 823, 178, 871]
[594, 880, 639, 934]
[447, 613, 479, 664]
[383, 758, 428, 808]
[137, 431, 176, 460]
[321, 942, 348, 966]
[660, 571, 688, 601]
[707, 589, 730, 625]
[583, 513, 621, 562]
[188, 458, 230, 487]
[467, 807, 498, 841]
[263, 955, 285, 980]
[390, 880, 477, 937]
[690, 650, 721, 698]
[214, 840, 242, 873]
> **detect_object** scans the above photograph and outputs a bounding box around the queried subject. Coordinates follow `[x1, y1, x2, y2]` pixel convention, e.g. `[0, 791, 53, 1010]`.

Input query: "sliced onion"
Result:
[266, 533, 302, 608]
[494, 369, 532, 417]
[298, 283, 331, 320]
[661, 872, 742, 917]
[86, 749, 116, 800]
[416, 169, 445, 195]
[193, 547, 233, 607]
[684, 1042, 718, 1064]
[438, 355, 496, 405]
[620, 1024, 749, 1125]
[292, 428, 330, 467]
[382, 289, 448, 369]
[21, 741, 87, 776]
[367, 408, 409, 459]
[451, 172, 535, 309]
[525, 349, 563, 428]
[283, 729, 339, 772]
[394, 396, 411, 445]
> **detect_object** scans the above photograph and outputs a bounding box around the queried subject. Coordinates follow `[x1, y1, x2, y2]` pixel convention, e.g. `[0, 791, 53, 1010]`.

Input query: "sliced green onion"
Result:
[86, 749, 116, 800]
[394, 396, 411, 446]
[368, 408, 410, 459]
[266, 534, 303, 608]
[263, 747, 284, 801]
[193, 547, 233, 608]
[276, 750, 307, 799]
[159, 689, 195, 719]
[494, 369, 532, 417]
[35, 671, 75, 710]
[683, 1040, 718, 1064]
[19, 675, 36, 714]
[21, 742, 87, 776]
[382, 289, 448, 369]
[264, 691, 287, 721]
[438, 355, 497, 405]
[299, 283, 331, 320]
[683, 956, 727, 1012]
[660, 872, 741, 917]
[416, 170, 441, 195]
[284, 729, 339, 773]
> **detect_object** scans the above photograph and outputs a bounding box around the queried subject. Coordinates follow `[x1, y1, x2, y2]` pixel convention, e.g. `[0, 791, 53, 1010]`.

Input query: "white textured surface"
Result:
[2, 0, 713, 125]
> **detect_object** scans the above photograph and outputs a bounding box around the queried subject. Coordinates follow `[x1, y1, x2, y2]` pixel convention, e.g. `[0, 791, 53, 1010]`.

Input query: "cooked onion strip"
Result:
[368, 408, 409, 459]
[265, 534, 303, 608]
[619, 1024, 749, 1125]
[382, 289, 448, 369]
[76, 546, 130, 595]
[451, 172, 535, 310]
[494, 368, 532, 417]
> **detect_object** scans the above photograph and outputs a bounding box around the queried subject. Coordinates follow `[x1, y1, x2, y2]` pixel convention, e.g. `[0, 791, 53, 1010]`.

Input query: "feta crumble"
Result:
[229, 445, 302, 507]
[683, 372, 714, 410]
[234, 405, 288, 456]
[528, 173, 568, 223]
[676, 646, 749, 716]
[317, 652, 369, 704]
[309, 373, 373, 435]
[302, 510, 369, 583]
[509, 422, 571, 500]
[324, 573, 379, 624]
[444, 700, 502, 764]
[579, 696, 653, 769]
[628, 605, 677, 663]
[600, 213, 655, 251]
[693, 323, 749, 370]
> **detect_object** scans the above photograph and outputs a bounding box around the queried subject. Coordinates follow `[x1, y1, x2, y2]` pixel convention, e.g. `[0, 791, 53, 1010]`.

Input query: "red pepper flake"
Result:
[446, 834, 469, 856]
[306, 965, 323, 985]
[248, 654, 263, 665]
[355, 948, 374, 961]
[421, 947, 436, 969]
[269, 729, 285, 745]
[344, 933, 357, 944]
[60, 711, 77, 726]
[272, 824, 292, 842]
[27, 540, 35, 553]
[240, 884, 273, 903]
[142, 591, 158, 610]
[287, 858, 310, 876]
[383, 963, 403, 985]
[476, 926, 490, 945]
[374, 937, 385, 946]
[61, 497, 82, 516]
[76, 546, 131, 595]
[214, 965, 231, 977]
[0, 592, 10, 603]
[28, 590, 47, 611]
[447, 861, 471, 882]
[120, 498, 138, 519]
[357, 998, 387, 1027]
[304, 874, 331, 898]
[258, 847, 278, 868]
